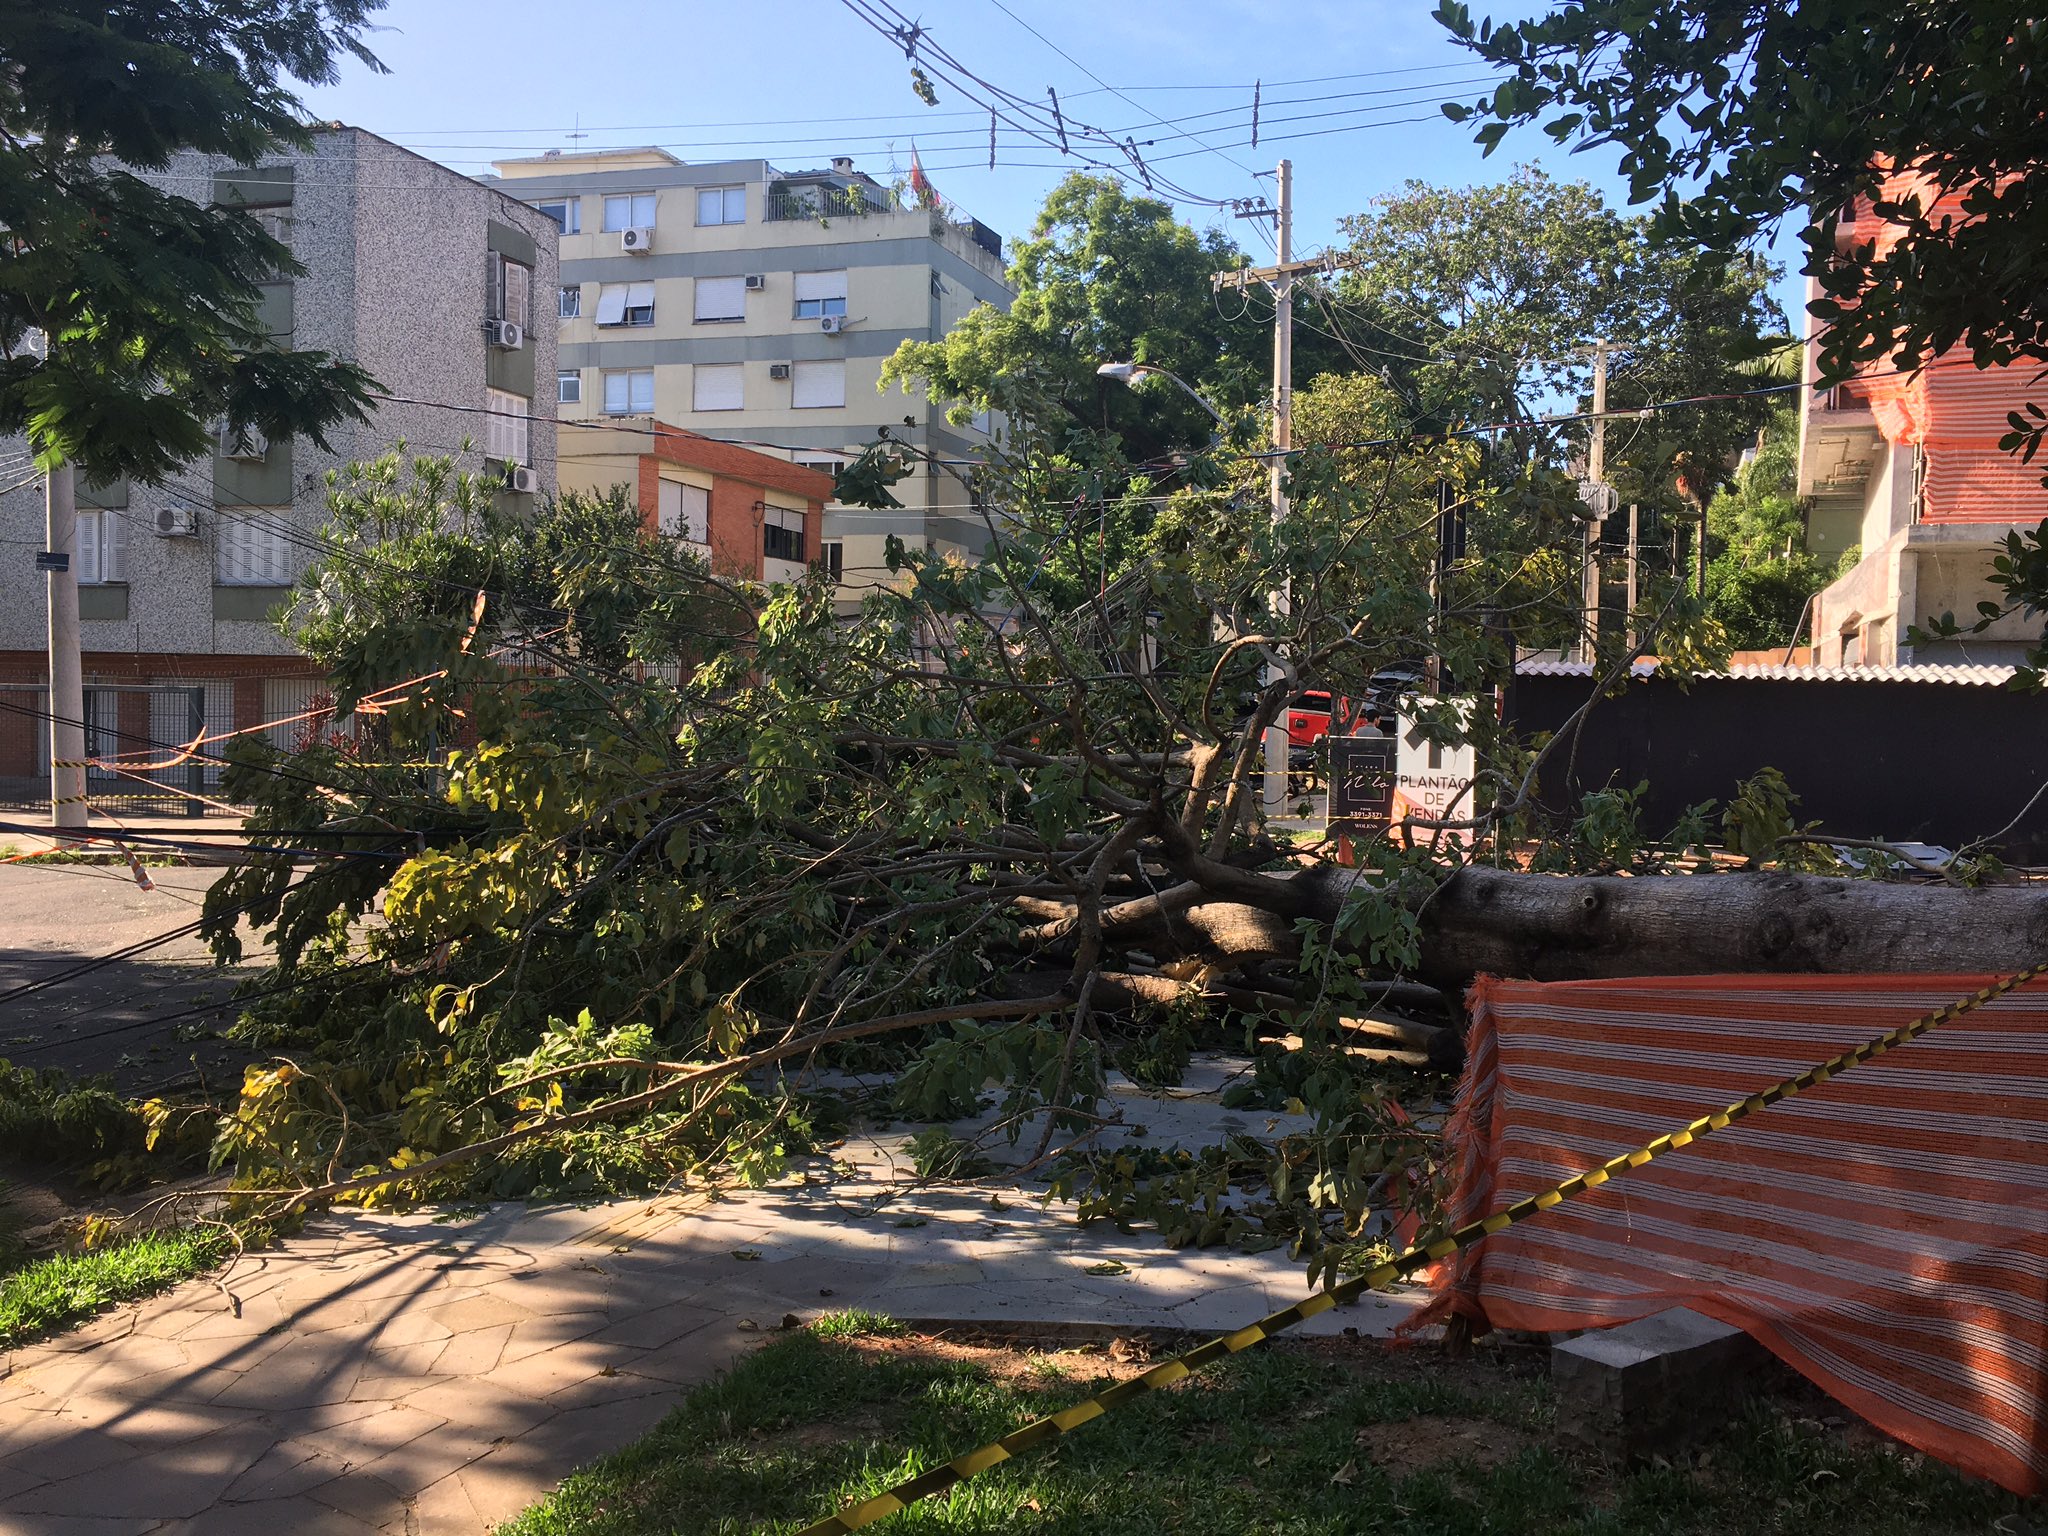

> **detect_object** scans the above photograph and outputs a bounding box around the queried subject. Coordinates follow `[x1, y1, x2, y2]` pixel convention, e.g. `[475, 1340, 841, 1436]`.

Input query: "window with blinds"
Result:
[694, 275, 746, 322]
[792, 270, 848, 318]
[487, 254, 531, 326]
[791, 359, 845, 409]
[602, 192, 656, 232]
[604, 370, 654, 414]
[75, 510, 127, 584]
[657, 479, 710, 544]
[763, 505, 804, 563]
[216, 513, 294, 585]
[695, 186, 745, 226]
[596, 281, 654, 326]
[486, 387, 529, 464]
[693, 364, 743, 412]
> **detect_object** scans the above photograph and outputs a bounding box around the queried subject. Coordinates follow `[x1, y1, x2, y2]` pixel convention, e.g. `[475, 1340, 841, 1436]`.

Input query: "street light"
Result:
[1095, 361, 1224, 424]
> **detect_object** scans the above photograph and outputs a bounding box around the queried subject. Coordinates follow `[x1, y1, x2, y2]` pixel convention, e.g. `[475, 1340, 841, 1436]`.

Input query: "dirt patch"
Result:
[846, 1327, 1160, 1388]
[1354, 1413, 1534, 1476]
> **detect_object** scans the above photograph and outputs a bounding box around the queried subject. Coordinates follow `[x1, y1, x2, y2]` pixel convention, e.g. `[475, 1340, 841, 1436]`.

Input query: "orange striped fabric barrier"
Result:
[1418, 973, 2048, 1496]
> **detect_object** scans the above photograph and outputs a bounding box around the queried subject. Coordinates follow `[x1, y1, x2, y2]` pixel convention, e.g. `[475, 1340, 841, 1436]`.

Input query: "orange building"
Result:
[556, 420, 833, 584]
[1799, 167, 2047, 666]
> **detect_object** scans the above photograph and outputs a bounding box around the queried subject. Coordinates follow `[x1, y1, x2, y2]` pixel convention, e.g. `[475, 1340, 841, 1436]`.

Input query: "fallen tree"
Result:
[176, 416, 2035, 1263]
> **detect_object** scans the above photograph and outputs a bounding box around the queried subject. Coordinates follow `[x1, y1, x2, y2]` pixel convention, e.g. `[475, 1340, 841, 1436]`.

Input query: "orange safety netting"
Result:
[1840, 168, 2048, 523]
[1417, 973, 2048, 1496]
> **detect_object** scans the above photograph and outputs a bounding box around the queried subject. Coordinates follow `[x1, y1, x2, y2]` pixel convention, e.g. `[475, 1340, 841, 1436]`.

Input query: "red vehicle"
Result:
[1285, 691, 1335, 750]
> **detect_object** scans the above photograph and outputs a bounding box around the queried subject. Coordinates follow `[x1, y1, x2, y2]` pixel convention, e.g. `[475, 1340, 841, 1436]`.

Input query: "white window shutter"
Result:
[791, 360, 846, 409]
[630, 371, 654, 413]
[594, 284, 628, 326]
[627, 280, 655, 309]
[76, 511, 100, 585]
[694, 276, 744, 321]
[681, 484, 709, 543]
[504, 262, 530, 328]
[793, 270, 847, 303]
[103, 508, 126, 582]
[693, 364, 743, 411]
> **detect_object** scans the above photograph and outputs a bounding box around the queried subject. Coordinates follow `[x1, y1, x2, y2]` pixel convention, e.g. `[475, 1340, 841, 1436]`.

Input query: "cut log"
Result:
[1415, 867, 2048, 986]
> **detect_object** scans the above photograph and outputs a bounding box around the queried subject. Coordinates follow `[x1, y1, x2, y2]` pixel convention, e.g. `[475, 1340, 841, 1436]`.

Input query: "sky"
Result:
[300, 0, 1807, 329]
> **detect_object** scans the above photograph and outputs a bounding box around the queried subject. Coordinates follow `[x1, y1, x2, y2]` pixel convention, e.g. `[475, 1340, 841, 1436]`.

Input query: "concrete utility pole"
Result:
[1213, 162, 1357, 816]
[1263, 158, 1293, 814]
[1624, 501, 1640, 646]
[44, 461, 86, 840]
[1581, 339, 1609, 663]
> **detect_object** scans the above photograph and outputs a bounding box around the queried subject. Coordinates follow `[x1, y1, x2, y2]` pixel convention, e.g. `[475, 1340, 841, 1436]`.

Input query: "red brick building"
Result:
[557, 421, 833, 584]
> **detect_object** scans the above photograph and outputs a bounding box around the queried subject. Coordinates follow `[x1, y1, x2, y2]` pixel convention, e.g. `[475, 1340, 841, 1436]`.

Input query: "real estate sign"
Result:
[1395, 698, 1479, 849]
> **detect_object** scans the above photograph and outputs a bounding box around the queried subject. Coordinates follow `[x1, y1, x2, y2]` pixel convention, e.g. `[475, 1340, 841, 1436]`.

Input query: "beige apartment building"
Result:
[488, 148, 1012, 598]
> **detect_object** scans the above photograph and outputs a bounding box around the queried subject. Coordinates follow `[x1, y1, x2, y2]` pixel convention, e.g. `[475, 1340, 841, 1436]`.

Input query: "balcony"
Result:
[765, 183, 896, 222]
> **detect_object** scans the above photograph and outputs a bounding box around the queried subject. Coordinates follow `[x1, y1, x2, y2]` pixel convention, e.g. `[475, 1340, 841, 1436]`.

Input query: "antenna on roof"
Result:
[566, 112, 587, 149]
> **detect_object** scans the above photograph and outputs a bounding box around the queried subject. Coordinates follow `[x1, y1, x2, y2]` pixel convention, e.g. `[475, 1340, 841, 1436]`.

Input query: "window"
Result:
[602, 192, 656, 232]
[216, 513, 294, 585]
[696, 186, 745, 225]
[793, 270, 848, 318]
[559, 285, 581, 319]
[657, 479, 710, 544]
[532, 197, 580, 234]
[791, 359, 845, 409]
[693, 363, 743, 412]
[558, 370, 582, 405]
[604, 369, 654, 415]
[694, 276, 746, 322]
[75, 510, 127, 584]
[820, 539, 844, 582]
[595, 280, 655, 326]
[763, 506, 804, 563]
[487, 254, 530, 327]
[486, 387, 530, 464]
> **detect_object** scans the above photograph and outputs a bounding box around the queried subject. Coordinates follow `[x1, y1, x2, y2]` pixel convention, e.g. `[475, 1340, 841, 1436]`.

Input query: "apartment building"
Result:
[557, 421, 831, 583]
[0, 126, 559, 795]
[1799, 168, 2045, 666]
[487, 148, 1012, 601]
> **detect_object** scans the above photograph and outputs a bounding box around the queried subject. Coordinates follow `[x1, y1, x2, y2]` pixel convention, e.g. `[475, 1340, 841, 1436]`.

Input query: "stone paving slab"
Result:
[0, 1056, 1426, 1533]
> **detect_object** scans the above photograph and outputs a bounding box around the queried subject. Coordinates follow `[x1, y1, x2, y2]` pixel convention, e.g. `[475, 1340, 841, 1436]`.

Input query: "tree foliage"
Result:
[1331, 167, 1784, 516]
[0, 0, 385, 479]
[884, 172, 1347, 462]
[1433, 0, 2048, 390]
[1700, 406, 1843, 650]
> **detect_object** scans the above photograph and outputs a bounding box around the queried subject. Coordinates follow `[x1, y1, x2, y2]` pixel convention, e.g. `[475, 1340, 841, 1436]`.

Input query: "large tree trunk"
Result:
[1412, 868, 2048, 986]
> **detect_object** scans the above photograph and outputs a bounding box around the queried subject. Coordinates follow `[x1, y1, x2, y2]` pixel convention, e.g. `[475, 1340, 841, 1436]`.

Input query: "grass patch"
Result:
[0, 1227, 228, 1347]
[502, 1315, 2032, 1536]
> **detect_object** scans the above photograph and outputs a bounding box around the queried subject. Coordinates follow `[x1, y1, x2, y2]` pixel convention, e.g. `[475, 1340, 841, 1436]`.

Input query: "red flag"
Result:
[908, 145, 940, 209]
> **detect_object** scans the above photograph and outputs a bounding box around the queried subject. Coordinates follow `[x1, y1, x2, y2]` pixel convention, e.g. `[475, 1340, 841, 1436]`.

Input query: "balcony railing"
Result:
[765, 185, 896, 222]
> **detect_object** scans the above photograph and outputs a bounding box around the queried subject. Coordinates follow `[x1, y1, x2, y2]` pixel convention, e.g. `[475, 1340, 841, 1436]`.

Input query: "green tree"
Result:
[1431, 0, 2048, 393]
[1331, 168, 1784, 516]
[1699, 406, 1840, 650]
[886, 172, 1347, 460]
[0, 0, 384, 481]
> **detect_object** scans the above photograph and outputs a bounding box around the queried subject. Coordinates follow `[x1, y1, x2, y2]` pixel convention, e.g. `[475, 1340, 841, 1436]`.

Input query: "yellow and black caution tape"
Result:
[795, 960, 2048, 1536]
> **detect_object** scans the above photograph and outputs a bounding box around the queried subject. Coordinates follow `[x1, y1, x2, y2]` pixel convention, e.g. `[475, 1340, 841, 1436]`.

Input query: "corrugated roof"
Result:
[1514, 659, 2019, 687]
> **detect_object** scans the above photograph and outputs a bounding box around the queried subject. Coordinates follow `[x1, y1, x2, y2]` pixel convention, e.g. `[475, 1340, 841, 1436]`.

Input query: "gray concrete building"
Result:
[488, 148, 1011, 599]
[0, 127, 558, 790]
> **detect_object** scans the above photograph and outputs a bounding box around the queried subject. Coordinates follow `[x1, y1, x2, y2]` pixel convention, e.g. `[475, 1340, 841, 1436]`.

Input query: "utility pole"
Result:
[1581, 339, 1609, 663]
[1263, 158, 1293, 815]
[1214, 162, 1340, 816]
[44, 461, 86, 841]
[1624, 501, 1640, 646]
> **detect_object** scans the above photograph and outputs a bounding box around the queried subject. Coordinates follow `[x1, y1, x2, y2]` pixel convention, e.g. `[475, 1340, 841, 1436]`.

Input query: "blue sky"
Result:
[303, 0, 1805, 328]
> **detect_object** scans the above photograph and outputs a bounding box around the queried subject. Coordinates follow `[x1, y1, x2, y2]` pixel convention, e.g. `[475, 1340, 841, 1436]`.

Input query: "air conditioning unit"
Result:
[743, 274, 766, 291]
[620, 226, 654, 253]
[819, 315, 846, 334]
[484, 318, 524, 350]
[218, 424, 268, 462]
[154, 501, 199, 538]
[503, 464, 538, 495]
[768, 362, 792, 381]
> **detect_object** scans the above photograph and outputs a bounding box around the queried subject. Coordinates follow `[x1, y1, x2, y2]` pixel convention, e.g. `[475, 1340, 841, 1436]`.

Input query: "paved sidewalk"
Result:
[0, 1061, 1427, 1534]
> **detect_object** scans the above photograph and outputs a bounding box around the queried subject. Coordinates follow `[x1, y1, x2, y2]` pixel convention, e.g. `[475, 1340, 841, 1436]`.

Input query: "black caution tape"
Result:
[794, 960, 2048, 1535]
